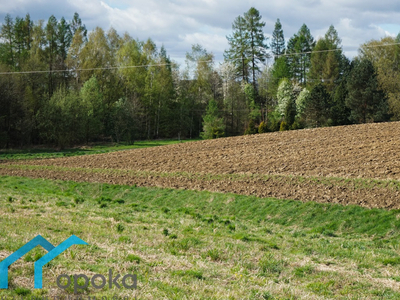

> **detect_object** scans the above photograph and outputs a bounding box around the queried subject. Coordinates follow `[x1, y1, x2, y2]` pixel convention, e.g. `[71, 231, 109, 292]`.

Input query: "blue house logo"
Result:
[0, 235, 87, 289]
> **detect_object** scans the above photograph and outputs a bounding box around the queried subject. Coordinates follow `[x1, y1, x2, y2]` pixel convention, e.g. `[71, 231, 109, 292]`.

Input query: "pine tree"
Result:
[309, 25, 343, 92]
[224, 7, 268, 89]
[286, 24, 315, 85]
[304, 83, 331, 127]
[70, 12, 87, 39]
[268, 56, 291, 100]
[224, 16, 250, 83]
[46, 15, 58, 97]
[0, 14, 15, 66]
[346, 59, 388, 123]
[244, 7, 269, 90]
[271, 18, 285, 60]
[201, 99, 225, 139]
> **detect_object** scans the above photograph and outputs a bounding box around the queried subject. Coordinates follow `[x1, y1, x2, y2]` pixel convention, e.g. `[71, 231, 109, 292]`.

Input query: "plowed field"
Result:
[2, 122, 400, 209]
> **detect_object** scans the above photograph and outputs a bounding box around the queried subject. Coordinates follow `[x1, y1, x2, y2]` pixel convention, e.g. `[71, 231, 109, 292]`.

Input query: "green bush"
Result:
[267, 111, 282, 132]
[279, 121, 289, 131]
[258, 121, 268, 133]
[245, 119, 257, 135]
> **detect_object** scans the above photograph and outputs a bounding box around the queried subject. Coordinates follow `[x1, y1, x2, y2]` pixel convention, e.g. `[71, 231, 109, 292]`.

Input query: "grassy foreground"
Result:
[0, 139, 198, 160]
[0, 176, 400, 299]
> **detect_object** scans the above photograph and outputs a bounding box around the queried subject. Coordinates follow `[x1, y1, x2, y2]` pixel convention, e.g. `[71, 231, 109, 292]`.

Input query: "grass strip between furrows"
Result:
[2, 163, 400, 191]
[1, 176, 400, 299]
[2, 163, 400, 210]
[0, 139, 199, 161]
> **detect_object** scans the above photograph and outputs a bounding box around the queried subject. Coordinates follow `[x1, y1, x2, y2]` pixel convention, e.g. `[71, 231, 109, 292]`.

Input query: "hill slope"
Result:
[2, 122, 400, 209]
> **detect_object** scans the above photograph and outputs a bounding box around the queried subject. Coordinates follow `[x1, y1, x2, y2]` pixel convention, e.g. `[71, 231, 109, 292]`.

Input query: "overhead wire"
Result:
[0, 41, 399, 75]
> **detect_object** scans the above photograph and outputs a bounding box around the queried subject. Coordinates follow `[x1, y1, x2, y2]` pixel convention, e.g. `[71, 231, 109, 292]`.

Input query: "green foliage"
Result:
[286, 24, 315, 85]
[224, 7, 268, 85]
[268, 56, 291, 99]
[80, 76, 104, 142]
[271, 19, 285, 58]
[331, 80, 351, 126]
[38, 87, 83, 148]
[111, 97, 137, 144]
[267, 111, 282, 132]
[0, 12, 395, 148]
[346, 59, 389, 123]
[309, 25, 343, 92]
[200, 99, 225, 139]
[258, 121, 267, 133]
[304, 83, 331, 127]
[244, 119, 257, 135]
[279, 121, 289, 131]
[359, 37, 400, 121]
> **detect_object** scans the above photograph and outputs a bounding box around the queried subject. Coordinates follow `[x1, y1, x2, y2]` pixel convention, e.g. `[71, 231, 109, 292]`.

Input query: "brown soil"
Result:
[2, 122, 400, 209]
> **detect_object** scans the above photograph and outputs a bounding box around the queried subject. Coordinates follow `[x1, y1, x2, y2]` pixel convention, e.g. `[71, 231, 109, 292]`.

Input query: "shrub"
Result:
[258, 121, 268, 133]
[280, 121, 289, 131]
[245, 119, 257, 135]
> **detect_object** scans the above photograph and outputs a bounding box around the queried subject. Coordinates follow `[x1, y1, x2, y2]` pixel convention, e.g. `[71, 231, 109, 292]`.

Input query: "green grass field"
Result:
[0, 139, 199, 160]
[1, 176, 400, 299]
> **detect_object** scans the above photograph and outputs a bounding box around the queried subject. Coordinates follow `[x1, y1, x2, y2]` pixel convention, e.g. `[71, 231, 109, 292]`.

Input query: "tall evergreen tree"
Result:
[346, 59, 388, 123]
[224, 7, 268, 89]
[244, 7, 269, 90]
[0, 14, 15, 67]
[70, 12, 87, 39]
[45, 15, 58, 96]
[304, 83, 331, 127]
[200, 99, 225, 139]
[271, 18, 285, 60]
[309, 25, 343, 92]
[13, 14, 33, 67]
[287, 24, 315, 85]
[224, 15, 250, 83]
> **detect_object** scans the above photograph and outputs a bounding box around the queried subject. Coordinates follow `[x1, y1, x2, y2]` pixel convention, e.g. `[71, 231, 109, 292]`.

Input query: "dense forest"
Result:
[1, 8, 400, 148]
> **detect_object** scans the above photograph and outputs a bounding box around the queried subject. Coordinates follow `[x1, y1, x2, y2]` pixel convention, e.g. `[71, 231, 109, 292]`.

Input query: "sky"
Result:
[1, 0, 400, 68]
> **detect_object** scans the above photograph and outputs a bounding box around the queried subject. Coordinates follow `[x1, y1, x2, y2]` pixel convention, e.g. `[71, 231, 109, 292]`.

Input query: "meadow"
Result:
[0, 176, 400, 299]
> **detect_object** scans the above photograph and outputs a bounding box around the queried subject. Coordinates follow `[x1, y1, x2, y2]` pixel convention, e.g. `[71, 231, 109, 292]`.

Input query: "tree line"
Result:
[0, 8, 399, 148]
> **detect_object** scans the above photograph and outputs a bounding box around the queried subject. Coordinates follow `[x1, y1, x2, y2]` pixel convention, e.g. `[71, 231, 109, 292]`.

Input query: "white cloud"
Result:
[1, 0, 400, 62]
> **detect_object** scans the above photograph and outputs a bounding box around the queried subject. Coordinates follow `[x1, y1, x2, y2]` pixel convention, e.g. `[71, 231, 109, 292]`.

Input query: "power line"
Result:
[273, 42, 400, 58]
[1, 41, 400, 75]
[0, 61, 183, 75]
